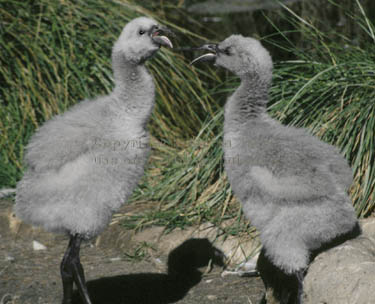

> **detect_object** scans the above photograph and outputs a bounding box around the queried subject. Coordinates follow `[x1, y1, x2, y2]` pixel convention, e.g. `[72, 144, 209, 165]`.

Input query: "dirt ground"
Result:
[0, 199, 265, 304]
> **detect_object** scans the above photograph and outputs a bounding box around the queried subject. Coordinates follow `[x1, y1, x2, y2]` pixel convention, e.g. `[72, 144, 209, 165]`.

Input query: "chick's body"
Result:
[16, 82, 153, 239]
[15, 17, 166, 240]
[224, 104, 357, 273]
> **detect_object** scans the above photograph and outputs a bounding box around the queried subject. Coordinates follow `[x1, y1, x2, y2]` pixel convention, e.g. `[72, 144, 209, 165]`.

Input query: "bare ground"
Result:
[0, 199, 265, 304]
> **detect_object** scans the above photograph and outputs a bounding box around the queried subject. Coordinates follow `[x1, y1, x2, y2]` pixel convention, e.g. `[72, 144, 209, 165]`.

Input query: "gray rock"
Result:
[304, 218, 375, 304]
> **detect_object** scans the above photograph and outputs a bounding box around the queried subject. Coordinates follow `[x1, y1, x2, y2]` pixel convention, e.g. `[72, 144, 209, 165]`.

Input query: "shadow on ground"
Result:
[72, 238, 225, 304]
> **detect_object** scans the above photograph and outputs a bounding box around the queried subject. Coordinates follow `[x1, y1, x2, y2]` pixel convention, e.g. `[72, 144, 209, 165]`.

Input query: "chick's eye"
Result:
[224, 47, 231, 55]
[139, 30, 145, 35]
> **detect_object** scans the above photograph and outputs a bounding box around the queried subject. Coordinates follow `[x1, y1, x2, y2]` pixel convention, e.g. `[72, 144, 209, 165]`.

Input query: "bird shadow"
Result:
[72, 238, 225, 304]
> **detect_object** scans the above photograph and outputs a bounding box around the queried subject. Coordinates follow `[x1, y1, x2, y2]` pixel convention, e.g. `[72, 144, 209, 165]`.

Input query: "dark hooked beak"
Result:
[190, 43, 218, 65]
[151, 26, 173, 49]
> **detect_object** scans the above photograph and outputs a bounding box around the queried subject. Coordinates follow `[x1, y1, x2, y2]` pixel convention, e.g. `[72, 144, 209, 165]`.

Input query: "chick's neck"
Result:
[224, 74, 269, 124]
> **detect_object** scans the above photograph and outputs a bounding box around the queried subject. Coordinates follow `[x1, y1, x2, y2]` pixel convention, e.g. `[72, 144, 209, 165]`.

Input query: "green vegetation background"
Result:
[1, 0, 374, 238]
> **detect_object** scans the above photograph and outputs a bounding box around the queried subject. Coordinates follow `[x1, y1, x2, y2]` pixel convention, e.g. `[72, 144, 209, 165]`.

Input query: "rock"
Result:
[361, 218, 375, 238]
[5, 255, 15, 262]
[207, 294, 218, 301]
[303, 218, 375, 304]
[94, 222, 133, 250]
[33, 240, 47, 251]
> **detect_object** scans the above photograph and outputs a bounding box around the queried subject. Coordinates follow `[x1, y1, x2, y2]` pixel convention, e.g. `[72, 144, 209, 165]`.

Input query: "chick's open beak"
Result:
[190, 43, 218, 65]
[152, 27, 173, 49]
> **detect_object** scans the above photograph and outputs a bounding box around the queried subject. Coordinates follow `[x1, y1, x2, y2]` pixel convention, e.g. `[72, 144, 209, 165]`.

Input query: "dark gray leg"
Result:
[295, 270, 305, 304]
[256, 249, 306, 304]
[258, 293, 267, 304]
[61, 236, 74, 304]
[61, 234, 92, 304]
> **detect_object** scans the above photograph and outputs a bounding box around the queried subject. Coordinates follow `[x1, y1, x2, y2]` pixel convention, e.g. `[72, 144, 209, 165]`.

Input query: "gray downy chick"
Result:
[191, 35, 359, 304]
[15, 17, 172, 304]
